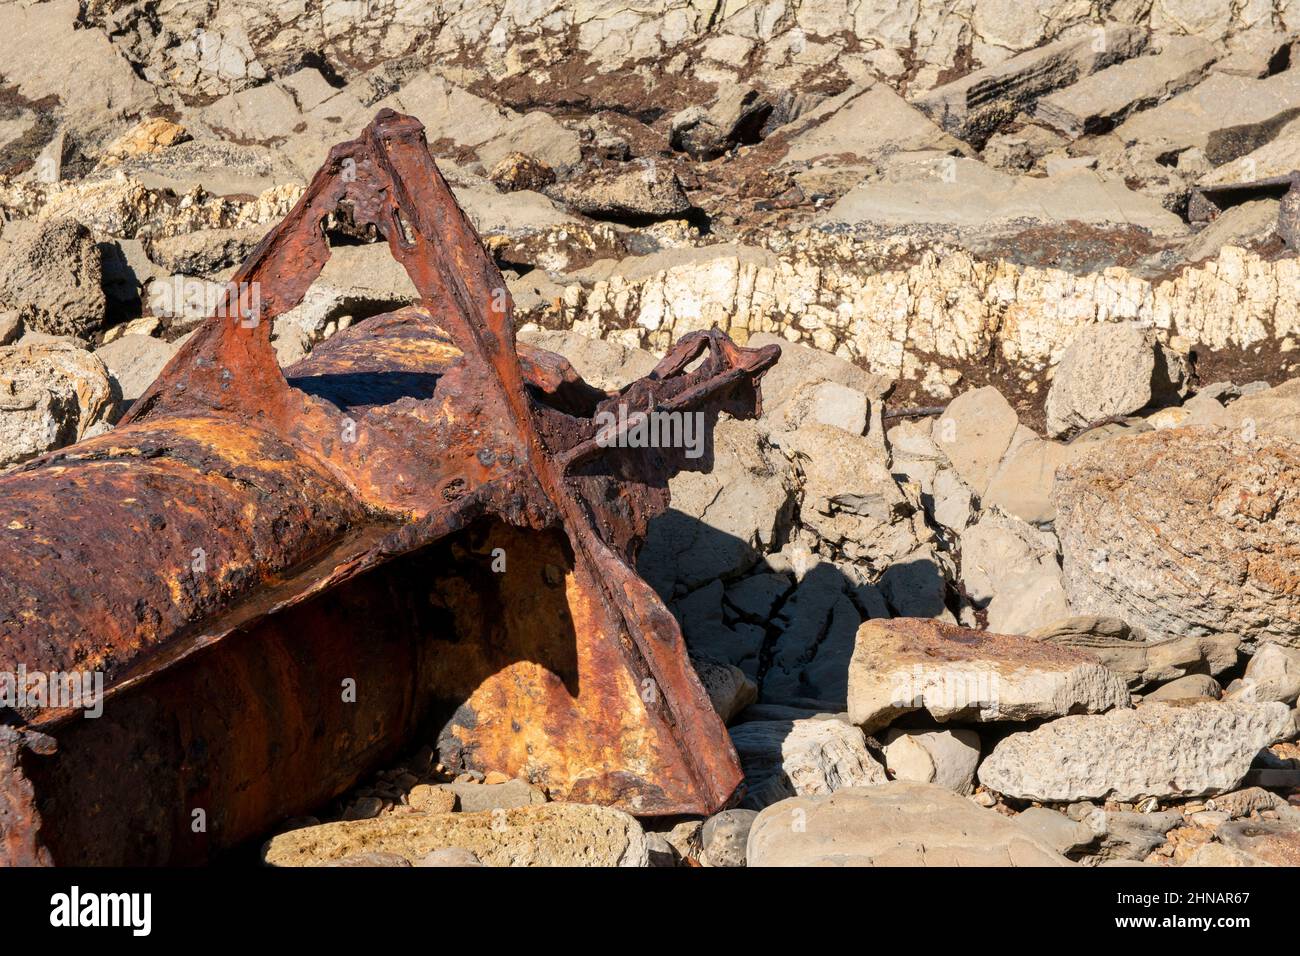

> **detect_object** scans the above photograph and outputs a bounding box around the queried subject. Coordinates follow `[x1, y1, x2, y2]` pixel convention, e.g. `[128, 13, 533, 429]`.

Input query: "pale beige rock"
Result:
[263, 803, 647, 867]
[848, 618, 1130, 734]
[0, 339, 115, 467]
[730, 717, 888, 810]
[747, 782, 1072, 866]
[933, 386, 1019, 496]
[1055, 429, 1300, 648]
[882, 728, 981, 793]
[979, 701, 1295, 801]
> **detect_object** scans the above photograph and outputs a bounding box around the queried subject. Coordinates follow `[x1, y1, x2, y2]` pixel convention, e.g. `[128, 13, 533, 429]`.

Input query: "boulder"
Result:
[488, 152, 556, 193]
[551, 163, 692, 222]
[848, 618, 1130, 734]
[1028, 615, 1240, 687]
[978, 701, 1295, 801]
[882, 728, 981, 794]
[983, 437, 1082, 524]
[263, 803, 647, 867]
[777, 423, 922, 568]
[746, 782, 1071, 866]
[959, 510, 1069, 635]
[1054, 429, 1300, 649]
[0, 219, 105, 340]
[701, 809, 758, 867]
[729, 717, 887, 810]
[933, 386, 1020, 496]
[1142, 673, 1222, 703]
[691, 655, 758, 723]
[0, 338, 115, 467]
[1045, 323, 1188, 437]
[1235, 643, 1300, 705]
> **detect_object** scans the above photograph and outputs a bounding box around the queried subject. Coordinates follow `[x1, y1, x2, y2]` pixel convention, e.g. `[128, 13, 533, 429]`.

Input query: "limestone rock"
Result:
[701, 809, 758, 867]
[746, 782, 1071, 866]
[1034, 36, 1217, 136]
[94, 334, 184, 405]
[0, 338, 115, 467]
[978, 700, 1295, 801]
[916, 25, 1148, 144]
[1054, 429, 1300, 649]
[882, 728, 981, 794]
[848, 618, 1130, 734]
[551, 163, 692, 222]
[0, 219, 106, 340]
[959, 510, 1069, 635]
[1028, 615, 1240, 687]
[432, 779, 547, 814]
[729, 717, 887, 810]
[1235, 644, 1300, 705]
[934, 386, 1020, 496]
[1143, 673, 1222, 703]
[1014, 806, 1096, 855]
[263, 803, 647, 867]
[1045, 323, 1188, 437]
[691, 655, 758, 724]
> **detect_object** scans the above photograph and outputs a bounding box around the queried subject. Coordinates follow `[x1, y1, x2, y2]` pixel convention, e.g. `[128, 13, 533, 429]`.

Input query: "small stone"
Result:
[343, 797, 385, 821]
[882, 728, 980, 794]
[407, 784, 457, 814]
[701, 809, 758, 867]
[489, 152, 556, 193]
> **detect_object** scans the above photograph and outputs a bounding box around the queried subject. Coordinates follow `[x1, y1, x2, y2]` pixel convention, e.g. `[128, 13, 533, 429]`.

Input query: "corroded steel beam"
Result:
[0, 110, 778, 865]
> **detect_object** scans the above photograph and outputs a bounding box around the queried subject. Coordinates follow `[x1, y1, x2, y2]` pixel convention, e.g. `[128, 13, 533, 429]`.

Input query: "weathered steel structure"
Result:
[0, 110, 778, 865]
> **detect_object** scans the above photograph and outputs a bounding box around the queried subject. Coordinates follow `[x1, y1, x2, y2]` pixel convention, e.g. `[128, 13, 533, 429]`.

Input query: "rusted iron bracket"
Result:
[0, 110, 778, 864]
[1188, 170, 1300, 251]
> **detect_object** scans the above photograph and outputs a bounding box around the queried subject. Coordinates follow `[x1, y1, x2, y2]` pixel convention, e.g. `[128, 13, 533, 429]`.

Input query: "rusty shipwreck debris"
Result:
[0, 109, 778, 865]
[1188, 170, 1300, 251]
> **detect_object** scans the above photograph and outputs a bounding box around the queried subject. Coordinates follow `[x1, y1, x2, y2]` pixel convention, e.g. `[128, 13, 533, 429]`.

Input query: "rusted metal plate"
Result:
[0, 109, 779, 864]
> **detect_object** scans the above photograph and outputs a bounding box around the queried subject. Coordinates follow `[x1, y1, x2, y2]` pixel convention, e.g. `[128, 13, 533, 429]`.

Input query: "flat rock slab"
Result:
[978, 701, 1295, 802]
[746, 781, 1071, 866]
[262, 803, 648, 867]
[848, 618, 1130, 733]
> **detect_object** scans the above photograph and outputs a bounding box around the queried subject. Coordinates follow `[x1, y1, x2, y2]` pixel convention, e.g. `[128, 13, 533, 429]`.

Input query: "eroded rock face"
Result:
[262, 803, 648, 867]
[847, 618, 1130, 734]
[746, 781, 1071, 866]
[729, 717, 887, 810]
[1054, 428, 1300, 649]
[1044, 322, 1189, 437]
[978, 701, 1295, 802]
[0, 219, 106, 340]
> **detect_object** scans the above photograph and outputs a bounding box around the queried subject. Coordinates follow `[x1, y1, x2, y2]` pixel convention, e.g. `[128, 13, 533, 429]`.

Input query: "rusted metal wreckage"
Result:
[0, 110, 778, 865]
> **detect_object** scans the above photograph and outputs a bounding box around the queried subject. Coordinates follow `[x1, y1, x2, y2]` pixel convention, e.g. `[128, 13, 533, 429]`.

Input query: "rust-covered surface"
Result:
[0, 110, 779, 865]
